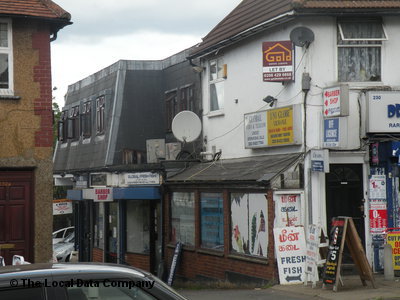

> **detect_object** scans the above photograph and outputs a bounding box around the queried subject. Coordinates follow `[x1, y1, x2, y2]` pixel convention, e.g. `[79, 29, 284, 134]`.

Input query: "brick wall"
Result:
[32, 27, 53, 148]
[163, 189, 277, 283]
[125, 252, 151, 272]
[92, 247, 103, 262]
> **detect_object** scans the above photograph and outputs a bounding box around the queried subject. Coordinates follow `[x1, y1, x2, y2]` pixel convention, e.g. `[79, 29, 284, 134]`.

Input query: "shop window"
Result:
[94, 203, 104, 249]
[209, 58, 225, 112]
[337, 18, 387, 82]
[0, 19, 14, 95]
[58, 110, 68, 142]
[96, 95, 105, 135]
[200, 192, 224, 250]
[170, 192, 195, 246]
[231, 193, 268, 258]
[126, 200, 150, 254]
[165, 90, 177, 132]
[81, 101, 92, 138]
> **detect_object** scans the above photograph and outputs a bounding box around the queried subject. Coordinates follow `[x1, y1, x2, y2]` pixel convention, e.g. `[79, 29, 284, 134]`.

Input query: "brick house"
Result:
[0, 0, 70, 264]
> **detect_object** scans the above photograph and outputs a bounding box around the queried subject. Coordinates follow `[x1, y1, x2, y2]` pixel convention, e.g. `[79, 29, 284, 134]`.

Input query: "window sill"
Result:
[196, 248, 224, 257]
[125, 251, 150, 256]
[0, 95, 20, 100]
[167, 243, 195, 252]
[227, 254, 268, 264]
[206, 110, 225, 118]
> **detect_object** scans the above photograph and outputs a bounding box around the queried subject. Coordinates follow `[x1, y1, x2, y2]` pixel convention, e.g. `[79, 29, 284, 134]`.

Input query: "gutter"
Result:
[188, 11, 295, 59]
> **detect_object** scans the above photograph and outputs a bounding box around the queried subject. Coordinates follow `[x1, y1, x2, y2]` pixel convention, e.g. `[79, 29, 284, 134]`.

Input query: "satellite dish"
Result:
[290, 27, 315, 48]
[172, 111, 202, 143]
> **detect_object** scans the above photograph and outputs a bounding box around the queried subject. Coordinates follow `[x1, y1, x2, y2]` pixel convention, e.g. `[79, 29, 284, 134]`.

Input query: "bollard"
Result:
[384, 243, 394, 281]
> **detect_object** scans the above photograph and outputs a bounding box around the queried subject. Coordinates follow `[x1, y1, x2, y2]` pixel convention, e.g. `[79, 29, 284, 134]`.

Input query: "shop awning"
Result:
[166, 153, 303, 184]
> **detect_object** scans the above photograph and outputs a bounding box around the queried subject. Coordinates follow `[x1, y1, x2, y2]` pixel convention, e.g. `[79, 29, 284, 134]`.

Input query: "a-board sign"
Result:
[322, 217, 376, 291]
[167, 242, 183, 286]
[274, 227, 307, 284]
[322, 218, 345, 284]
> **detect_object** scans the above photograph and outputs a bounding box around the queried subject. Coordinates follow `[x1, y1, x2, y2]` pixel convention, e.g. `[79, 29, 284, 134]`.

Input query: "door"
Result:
[106, 202, 118, 263]
[326, 164, 365, 259]
[0, 171, 33, 264]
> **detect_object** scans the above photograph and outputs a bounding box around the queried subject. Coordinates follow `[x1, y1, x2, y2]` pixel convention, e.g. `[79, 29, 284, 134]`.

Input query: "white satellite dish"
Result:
[172, 111, 202, 143]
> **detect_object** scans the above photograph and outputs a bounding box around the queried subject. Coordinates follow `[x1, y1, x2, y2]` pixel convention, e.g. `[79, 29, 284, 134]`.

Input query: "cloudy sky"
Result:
[51, 0, 242, 107]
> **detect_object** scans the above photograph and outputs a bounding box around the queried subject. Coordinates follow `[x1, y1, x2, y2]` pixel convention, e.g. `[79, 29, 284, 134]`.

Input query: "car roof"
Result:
[0, 263, 147, 279]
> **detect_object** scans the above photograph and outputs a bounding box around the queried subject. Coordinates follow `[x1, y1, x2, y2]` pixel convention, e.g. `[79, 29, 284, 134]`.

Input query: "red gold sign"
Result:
[263, 41, 294, 82]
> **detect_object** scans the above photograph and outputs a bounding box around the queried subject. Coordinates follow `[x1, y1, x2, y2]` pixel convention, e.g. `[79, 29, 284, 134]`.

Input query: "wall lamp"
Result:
[263, 95, 277, 107]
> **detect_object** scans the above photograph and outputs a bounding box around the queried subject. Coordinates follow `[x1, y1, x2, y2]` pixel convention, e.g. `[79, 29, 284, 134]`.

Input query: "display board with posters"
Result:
[274, 226, 307, 284]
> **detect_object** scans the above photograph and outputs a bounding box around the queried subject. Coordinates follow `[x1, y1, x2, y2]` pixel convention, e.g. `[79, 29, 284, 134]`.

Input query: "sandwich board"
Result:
[322, 217, 375, 292]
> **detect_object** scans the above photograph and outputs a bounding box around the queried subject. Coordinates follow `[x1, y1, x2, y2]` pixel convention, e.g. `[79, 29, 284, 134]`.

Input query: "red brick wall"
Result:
[164, 189, 277, 282]
[92, 247, 103, 262]
[125, 252, 151, 272]
[32, 27, 53, 148]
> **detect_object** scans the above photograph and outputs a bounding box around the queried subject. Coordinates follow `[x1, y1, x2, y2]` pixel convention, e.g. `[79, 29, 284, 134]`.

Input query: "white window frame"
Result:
[337, 18, 387, 83]
[0, 18, 13, 95]
[209, 58, 225, 113]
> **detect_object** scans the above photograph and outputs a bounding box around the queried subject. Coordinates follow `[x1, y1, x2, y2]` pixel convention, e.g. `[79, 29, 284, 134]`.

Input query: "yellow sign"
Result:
[267, 106, 293, 145]
[387, 232, 400, 270]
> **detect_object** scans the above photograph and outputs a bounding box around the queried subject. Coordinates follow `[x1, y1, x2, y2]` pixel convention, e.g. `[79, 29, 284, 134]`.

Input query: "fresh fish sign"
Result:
[274, 227, 307, 284]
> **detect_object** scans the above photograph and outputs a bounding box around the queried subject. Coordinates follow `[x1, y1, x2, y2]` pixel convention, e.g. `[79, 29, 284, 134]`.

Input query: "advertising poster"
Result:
[262, 41, 294, 82]
[369, 203, 387, 235]
[274, 227, 307, 284]
[53, 199, 73, 215]
[305, 225, 321, 276]
[387, 232, 400, 271]
[231, 194, 268, 257]
[369, 175, 386, 200]
[274, 193, 302, 227]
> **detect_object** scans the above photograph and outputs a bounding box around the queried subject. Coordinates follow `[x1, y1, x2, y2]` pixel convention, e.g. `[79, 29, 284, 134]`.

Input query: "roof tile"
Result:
[0, 0, 70, 21]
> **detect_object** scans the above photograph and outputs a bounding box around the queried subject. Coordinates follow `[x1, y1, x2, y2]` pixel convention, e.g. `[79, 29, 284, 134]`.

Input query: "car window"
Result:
[0, 287, 44, 300]
[54, 230, 65, 239]
[66, 283, 157, 300]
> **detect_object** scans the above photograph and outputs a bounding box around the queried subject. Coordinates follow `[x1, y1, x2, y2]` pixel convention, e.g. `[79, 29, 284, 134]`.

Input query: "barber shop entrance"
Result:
[326, 164, 365, 255]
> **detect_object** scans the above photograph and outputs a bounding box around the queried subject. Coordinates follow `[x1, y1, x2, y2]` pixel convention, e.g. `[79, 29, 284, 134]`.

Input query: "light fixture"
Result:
[263, 95, 277, 107]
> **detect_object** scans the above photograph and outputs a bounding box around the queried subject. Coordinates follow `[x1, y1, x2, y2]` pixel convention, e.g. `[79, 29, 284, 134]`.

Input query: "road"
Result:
[179, 288, 320, 300]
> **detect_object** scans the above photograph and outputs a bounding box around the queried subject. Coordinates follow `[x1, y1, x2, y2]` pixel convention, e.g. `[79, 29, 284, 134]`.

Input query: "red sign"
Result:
[94, 188, 113, 202]
[369, 204, 387, 234]
[262, 41, 294, 82]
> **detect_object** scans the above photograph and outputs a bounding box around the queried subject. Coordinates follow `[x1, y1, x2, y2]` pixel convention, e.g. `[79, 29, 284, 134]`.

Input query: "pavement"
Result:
[179, 274, 400, 300]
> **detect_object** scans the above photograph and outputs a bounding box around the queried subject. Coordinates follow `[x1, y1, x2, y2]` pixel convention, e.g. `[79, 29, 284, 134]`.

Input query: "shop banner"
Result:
[274, 227, 307, 284]
[305, 224, 321, 276]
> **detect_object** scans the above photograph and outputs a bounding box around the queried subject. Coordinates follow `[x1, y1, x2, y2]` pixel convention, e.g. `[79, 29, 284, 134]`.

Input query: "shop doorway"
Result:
[326, 164, 365, 252]
[106, 202, 119, 263]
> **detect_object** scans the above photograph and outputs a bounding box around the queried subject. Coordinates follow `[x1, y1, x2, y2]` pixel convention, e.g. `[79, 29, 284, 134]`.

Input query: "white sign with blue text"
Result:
[311, 149, 329, 173]
[367, 91, 400, 132]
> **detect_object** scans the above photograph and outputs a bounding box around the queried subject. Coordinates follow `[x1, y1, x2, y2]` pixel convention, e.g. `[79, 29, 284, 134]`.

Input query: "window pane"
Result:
[231, 193, 268, 258]
[340, 21, 385, 39]
[94, 203, 104, 249]
[338, 47, 381, 82]
[0, 287, 44, 300]
[210, 81, 224, 111]
[126, 200, 150, 254]
[67, 284, 157, 300]
[209, 60, 217, 81]
[0, 23, 8, 47]
[201, 192, 224, 250]
[0, 53, 8, 88]
[171, 192, 195, 246]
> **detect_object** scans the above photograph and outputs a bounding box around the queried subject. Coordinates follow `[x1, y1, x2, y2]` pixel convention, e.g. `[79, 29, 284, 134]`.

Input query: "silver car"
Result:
[0, 263, 187, 300]
[53, 232, 75, 262]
